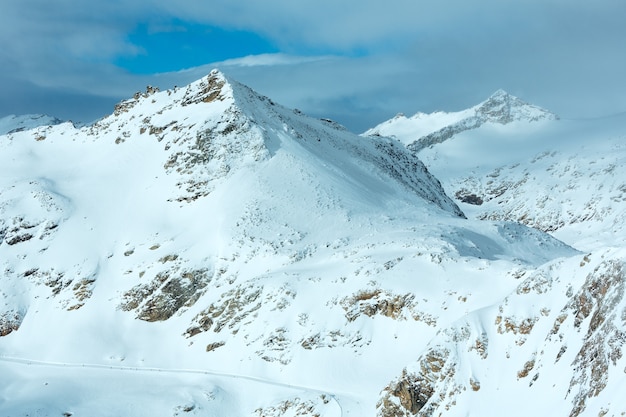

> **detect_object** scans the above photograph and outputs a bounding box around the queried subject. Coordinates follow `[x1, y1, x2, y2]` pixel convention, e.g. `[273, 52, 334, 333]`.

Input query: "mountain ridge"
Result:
[1, 71, 623, 417]
[364, 89, 558, 152]
[0, 113, 64, 135]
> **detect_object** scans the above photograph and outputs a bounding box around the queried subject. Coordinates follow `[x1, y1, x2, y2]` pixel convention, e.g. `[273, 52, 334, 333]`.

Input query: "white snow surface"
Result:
[0, 72, 622, 417]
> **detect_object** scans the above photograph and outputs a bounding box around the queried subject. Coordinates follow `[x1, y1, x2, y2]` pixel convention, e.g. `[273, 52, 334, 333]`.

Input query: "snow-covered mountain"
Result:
[366, 92, 626, 252]
[364, 90, 558, 152]
[0, 114, 64, 135]
[365, 93, 626, 417]
[0, 73, 624, 417]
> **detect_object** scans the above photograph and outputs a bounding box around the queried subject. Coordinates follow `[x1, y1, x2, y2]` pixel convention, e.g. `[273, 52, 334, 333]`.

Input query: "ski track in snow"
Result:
[0, 355, 345, 416]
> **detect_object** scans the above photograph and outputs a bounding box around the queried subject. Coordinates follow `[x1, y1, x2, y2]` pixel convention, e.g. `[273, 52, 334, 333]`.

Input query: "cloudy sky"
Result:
[1, 0, 625, 132]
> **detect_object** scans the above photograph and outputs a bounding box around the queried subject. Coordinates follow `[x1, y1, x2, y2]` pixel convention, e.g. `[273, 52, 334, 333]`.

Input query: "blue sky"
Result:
[114, 21, 279, 74]
[1, 0, 625, 131]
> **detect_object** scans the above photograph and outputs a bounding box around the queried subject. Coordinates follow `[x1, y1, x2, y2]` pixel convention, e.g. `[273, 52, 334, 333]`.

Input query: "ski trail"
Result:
[0, 355, 345, 416]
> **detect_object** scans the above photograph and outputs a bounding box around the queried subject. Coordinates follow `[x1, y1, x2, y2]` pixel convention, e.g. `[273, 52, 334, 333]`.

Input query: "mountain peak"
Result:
[364, 90, 559, 150]
[110, 69, 234, 119]
[475, 89, 558, 123]
[3, 69, 465, 216]
[487, 88, 510, 99]
[181, 69, 231, 105]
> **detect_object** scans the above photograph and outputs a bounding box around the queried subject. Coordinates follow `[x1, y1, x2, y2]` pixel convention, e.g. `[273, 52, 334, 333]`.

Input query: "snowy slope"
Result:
[365, 91, 626, 252]
[0, 73, 605, 417]
[365, 93, 626, 417]
[379, 248, 626, 417]
[411, 115, 626, 252]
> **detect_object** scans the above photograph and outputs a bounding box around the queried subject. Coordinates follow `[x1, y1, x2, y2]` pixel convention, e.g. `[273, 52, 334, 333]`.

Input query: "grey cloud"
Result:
[1, 0, 625, 131]
[0, 77, 117, 123]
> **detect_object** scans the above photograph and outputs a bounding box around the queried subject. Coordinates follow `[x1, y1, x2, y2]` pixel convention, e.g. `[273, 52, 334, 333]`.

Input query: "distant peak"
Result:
[480, 89, 521, 109]
[476, 89, 557, 123]
[0, 113, 64, 135]
[488, 89, 511, 99]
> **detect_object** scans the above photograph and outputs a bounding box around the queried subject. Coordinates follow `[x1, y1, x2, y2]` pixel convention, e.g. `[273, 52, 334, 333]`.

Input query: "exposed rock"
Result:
[341, 289, 416, 321]
[164, 106, 269, 202]
[408, 116, 482, 153]
[341, 289, 438, 327]
[564, 260, 626, 417]
[258, 327, 292, 364]
[299, 330, 366, 351]
[181, 72, 226, 106]
[254, 396, 327, 417]
[205, 341, 225, 352]
[495, 315, 538, 335]
[120, 266, 211, 322]
[371, 141, 465, 217]
[67, 277, 97, 310]
[517, 358, 536, 379]
[455, 190, 483, 205]
[0, 310, 24, 336]
[184, 285, 262, 336]
[469, 378, 481, 391]
[378, 348, 452, 416]
[475, 89, 558, 124]
[407, 91, 557, 153]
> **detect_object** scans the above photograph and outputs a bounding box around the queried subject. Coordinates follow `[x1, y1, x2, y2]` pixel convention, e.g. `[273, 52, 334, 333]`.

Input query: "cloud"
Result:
[1, 0, 625, 131]
[0, 76, 117, 124]
[215, 54, 330, 68]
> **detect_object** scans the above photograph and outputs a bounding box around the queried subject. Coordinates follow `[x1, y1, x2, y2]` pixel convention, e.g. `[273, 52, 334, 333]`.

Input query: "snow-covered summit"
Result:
[363, 89, 557, 151]
[475, 89, 557, 124]
[78, 69, 464, 216]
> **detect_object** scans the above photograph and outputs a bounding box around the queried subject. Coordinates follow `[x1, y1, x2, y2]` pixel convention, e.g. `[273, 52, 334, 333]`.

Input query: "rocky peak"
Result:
[475, 89, 558, 124]
[401, 90, 559, 152]
[110, 69, 233, 119]
[364, 90, 558, 154]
